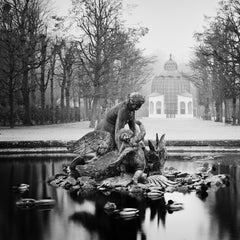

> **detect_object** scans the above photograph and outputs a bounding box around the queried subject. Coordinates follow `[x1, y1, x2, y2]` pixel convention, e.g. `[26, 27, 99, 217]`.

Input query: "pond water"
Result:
[0, 153, 240, 240]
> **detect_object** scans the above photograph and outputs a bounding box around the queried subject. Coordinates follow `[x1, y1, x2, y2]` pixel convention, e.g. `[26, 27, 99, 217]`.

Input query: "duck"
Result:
[12, 183, 29, 193]
[118, 208, 139, 218]
[166, 199, 184, 212]
[16, 198, 56, 209]
[104, 201, 117, 211]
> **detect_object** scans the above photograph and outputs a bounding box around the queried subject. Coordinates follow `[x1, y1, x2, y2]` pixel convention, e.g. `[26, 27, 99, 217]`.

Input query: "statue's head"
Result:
[117, 128, 134, 143]
[127, 92, 145, 110]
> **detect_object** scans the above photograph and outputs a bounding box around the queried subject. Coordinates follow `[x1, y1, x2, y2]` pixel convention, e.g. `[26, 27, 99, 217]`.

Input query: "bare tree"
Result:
[0, 1, 22, 127]
[192, 0, 240, 123]
[48, 40, 58, 123]
[0, 0, 50, 125]
[71, 0, 127, 127]
[56, 39, 76, 122]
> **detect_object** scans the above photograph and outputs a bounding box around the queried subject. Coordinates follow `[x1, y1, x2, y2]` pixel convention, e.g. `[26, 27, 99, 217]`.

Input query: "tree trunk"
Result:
[232, 97, 237, 125]
[89, 95, 98, 128]
[50, 75, 54, 123]
[60, 85, 65, 123]
[22, 69, 32, 125]
[237, 98, 240, 125]
[65, 71, 71, 123]
[30, 68, 36, 107]
[40, 40, 47, 125]
[50, 54, 56, 124]
[220, 101, 223, 122]
[29, 64, 37, 124]
[60, 74, 66, 123]
[40, 83, 45, 124]
[215, 100, 222, 122]
[204, 101, 211, 120]
[78, 95, 81, 121]
[83, 97, 88, 120]
[224, 99, 230, 123]
[8, 88, 14, 128]
[65, 88, 70, 122]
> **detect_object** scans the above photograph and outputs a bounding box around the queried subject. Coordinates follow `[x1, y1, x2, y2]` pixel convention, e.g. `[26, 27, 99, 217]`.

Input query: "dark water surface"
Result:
[0, 153, 240, 240]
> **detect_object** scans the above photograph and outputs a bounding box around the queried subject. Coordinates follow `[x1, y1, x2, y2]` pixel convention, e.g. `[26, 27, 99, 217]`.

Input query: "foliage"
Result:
[191, 0, 240, 123]
[0, 0, 152, 127]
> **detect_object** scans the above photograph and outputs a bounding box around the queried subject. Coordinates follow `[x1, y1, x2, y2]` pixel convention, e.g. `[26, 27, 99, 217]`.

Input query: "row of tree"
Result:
[190, 0, 240, 124]
[0, 0, 154, 128]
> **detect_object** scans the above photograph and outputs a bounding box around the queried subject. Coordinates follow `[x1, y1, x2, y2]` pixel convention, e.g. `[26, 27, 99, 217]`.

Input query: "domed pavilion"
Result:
[149, 55, 198, 118]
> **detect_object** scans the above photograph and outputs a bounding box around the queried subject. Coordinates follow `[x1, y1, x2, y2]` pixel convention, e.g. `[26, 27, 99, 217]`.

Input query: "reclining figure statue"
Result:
[109, 120, 147, 183]
[66, 92, 168, 185]
[68, 121, 167, 183]
[49, 93, 230, 196]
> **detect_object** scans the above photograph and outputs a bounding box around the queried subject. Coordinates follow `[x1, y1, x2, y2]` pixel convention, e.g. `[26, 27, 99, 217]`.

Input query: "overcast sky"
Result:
[53, 0, 220, 65]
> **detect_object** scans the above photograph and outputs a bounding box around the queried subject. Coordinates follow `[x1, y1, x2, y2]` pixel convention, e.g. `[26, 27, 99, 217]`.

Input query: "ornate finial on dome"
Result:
[164, 54, 178, 71]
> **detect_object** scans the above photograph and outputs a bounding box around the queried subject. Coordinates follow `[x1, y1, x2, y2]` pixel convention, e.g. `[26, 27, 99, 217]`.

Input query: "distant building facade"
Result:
[149, 55, 198, 118]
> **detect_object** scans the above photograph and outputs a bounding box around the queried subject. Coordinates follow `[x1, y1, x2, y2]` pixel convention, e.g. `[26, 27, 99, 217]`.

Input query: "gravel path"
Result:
[0, 118, 240, 141]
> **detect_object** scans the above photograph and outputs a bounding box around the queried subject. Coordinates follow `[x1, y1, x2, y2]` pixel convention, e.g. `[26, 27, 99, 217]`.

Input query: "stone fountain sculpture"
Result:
[48, 93, 230, 199]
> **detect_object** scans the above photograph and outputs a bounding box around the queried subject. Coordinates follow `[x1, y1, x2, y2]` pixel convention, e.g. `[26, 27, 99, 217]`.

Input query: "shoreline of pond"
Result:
[1, 139, 240, 155]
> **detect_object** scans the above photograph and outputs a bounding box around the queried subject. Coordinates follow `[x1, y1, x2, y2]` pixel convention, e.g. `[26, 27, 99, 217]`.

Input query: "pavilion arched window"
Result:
[180, 102, 186, 114]
[156, 101, 162, 114]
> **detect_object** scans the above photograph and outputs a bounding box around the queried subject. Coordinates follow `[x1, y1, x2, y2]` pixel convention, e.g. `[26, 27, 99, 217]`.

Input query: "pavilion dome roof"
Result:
[164, 54, 178, 71]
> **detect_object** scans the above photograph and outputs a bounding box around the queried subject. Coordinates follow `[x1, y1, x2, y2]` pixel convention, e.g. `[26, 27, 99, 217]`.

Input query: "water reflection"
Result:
[68, 190, 168, 240]
[208, 165, 240, 240]
[0, 154, 239, 240]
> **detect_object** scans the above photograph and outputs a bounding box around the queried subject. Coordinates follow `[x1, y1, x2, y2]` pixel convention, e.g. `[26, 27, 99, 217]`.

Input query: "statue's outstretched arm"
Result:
[130, 120, 146, 144]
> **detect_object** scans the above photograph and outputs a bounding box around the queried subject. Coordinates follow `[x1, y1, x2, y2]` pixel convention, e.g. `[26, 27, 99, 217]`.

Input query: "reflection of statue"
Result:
[95, 92, 145, 149]
[147, 196, 167, 224]
[69, 191, 146, 240]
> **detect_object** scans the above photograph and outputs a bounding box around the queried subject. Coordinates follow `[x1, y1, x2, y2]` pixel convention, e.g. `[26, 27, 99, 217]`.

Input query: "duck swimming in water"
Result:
[166, 199, 184, 213]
